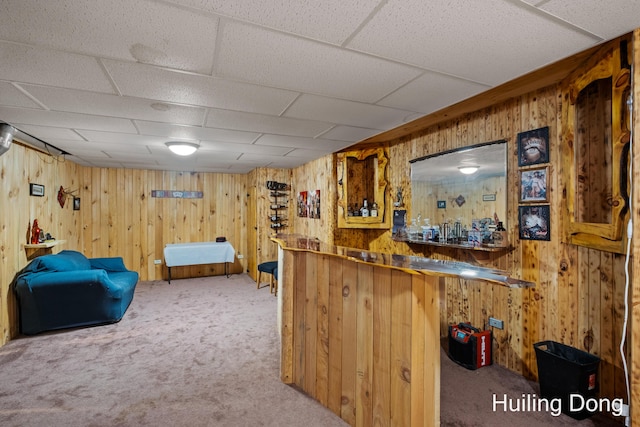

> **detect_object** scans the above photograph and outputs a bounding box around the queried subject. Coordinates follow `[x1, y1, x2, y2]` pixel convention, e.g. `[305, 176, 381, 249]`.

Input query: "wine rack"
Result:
[267, 181, 288, 230]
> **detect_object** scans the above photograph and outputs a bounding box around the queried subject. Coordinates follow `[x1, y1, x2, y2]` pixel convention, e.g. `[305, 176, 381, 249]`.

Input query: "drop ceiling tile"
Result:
[205, 109, 334, 137]
[22, 85, 206, 126]
[103, 60, 299, 115]
[378, 72, 491, 114]
[348, 0, 601, 85]
[74, 131, 165, 146]
[284, 148, 334, 159]
[101, 145, 155, 156]
[134, 121, 260, 143]
[0, 0, 219, 74]
[0, 42, 115, 93]
[254, 134, 351, 152]
[55, 143, 113, 157]
[215, 20, 423, 103]
[320, 126, 381, 142]
[0, 107, 137, 133]
[167, 0, 379, 45]
[0, 82, 42, 109]
[532, 0, 640, 39]
[265, 156, 314, 169]
[16, 125, 85, 141]
[284, 94, 412, 130]
[200, 141, 291, 156]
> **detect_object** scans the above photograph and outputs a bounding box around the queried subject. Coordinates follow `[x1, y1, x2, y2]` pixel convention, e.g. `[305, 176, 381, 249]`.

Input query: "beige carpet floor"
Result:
[0, 274, 622, 426]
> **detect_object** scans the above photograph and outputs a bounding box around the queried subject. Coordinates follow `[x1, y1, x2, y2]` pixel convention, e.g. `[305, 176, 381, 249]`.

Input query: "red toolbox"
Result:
[448, 322, 492, 370]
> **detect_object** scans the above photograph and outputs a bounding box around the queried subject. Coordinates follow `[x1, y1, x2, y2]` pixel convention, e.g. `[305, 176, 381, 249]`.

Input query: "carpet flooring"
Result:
[0, 274, 622, 426]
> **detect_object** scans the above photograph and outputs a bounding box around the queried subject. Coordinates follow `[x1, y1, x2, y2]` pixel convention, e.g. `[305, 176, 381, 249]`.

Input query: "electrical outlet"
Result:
[237, 254, 244, 259]
[489, 317, 504, 329]
[154, 259, 162, 265]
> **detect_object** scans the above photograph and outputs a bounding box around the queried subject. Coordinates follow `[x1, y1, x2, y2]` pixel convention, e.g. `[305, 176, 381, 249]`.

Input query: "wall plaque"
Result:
[151, 190, 203, 199]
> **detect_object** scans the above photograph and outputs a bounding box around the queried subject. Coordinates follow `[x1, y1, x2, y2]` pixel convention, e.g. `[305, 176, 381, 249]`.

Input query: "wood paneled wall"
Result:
[330, 83, 631, 411]
[291, 155, 336, 245]
[1, 143, 249, 343]
[247, 167, 291, 281]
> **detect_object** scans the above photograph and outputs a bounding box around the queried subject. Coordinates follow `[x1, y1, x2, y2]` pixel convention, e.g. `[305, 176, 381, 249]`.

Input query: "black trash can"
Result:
[534, 341, 601, 419]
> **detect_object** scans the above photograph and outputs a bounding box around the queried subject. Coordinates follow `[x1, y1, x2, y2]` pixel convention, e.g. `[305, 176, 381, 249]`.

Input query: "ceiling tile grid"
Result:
[0, 0, 638, 172]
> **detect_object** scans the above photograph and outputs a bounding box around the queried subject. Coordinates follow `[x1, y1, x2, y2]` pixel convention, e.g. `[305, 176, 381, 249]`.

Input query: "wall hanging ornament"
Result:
[57, 186, 77, 208]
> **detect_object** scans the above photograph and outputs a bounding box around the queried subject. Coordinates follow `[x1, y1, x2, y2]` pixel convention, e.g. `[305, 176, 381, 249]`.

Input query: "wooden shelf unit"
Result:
[23, 240, 66, 260]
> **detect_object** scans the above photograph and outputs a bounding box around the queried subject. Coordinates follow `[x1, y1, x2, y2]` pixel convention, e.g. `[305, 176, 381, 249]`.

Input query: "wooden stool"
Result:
[257, 261, 278, 293]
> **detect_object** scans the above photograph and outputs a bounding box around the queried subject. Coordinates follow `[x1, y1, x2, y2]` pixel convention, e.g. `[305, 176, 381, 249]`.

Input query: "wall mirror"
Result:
[410, 140, 507, 244]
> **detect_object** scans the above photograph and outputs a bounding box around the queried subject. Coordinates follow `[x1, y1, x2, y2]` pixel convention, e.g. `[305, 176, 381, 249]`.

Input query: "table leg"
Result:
[168, 266, 171, 284]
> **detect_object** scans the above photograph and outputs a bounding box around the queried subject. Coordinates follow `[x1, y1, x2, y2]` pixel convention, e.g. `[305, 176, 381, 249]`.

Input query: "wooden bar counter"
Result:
[272, 234, 532, 427]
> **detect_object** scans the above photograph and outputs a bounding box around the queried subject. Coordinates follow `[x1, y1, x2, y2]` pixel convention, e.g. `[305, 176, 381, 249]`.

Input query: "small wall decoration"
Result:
[151, 190, 203, 199]
[482, 194, 496, 202]
[519, 205, 550, 241]
[57, 186, 66, 207]
[520, 166, 549, 203]
[73, 197, 81, 211]
[518, 126, 549, 166]
[29, 183, 45, 197]
[297, 190, 321, 218]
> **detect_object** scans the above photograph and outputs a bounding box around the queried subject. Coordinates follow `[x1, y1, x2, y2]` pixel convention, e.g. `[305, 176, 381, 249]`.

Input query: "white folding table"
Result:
[163, 241, 235, 283]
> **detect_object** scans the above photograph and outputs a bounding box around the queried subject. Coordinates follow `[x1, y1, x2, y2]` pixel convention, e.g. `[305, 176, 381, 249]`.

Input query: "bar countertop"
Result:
[271, 233, 534, 288]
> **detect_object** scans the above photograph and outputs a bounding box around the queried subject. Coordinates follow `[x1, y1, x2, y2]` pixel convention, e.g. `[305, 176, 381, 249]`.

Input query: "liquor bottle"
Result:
[353, 202, 360, 216]
[492, 222, 508, 247]
[361, 199, 369, 217]
[370, 201, 378, 217]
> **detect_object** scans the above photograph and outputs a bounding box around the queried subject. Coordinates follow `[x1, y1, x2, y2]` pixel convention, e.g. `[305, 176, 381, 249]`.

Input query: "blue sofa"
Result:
[13, 250, 138, 335]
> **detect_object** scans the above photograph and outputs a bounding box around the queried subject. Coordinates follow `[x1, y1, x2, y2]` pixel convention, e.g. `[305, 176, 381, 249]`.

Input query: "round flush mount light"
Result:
[458, 166, 479, 175]
[165, 141, 199, 156]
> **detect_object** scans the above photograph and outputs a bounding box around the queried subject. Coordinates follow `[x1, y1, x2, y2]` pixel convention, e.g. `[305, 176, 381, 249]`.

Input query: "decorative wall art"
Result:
[151, 190, 203, 199]
[29, 183, 44, 197]
[519, 205, 550, 241]
[298, 190, 321, 218]
[519, 166, 549, 203]
[518, 126, 549, 166]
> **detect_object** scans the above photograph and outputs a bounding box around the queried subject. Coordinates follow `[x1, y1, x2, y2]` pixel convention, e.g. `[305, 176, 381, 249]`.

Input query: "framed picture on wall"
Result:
[519, 205, 550, 241]
[519, 166, 548, 203]
[517, 126, 549, 166]
[29, 183, 45, 197]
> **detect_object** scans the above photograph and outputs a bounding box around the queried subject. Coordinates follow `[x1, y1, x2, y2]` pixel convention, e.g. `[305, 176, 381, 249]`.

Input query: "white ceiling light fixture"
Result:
[458, 166, 479, 175]
[165, 141, 199, 156]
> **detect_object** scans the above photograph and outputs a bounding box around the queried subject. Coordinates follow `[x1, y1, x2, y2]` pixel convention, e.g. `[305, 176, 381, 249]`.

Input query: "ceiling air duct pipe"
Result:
[0, 123, 15, 156]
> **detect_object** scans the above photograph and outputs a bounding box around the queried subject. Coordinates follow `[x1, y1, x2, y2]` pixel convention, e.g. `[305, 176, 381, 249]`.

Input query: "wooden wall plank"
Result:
[372, 268, 391, 426]
[327, 256, 344, 416]
[390, 270, 411, 427]
[341, 259, 358, 425]
[280, 250, 295, 384]
[316, 254, 330, 406]
[304, 252, 318, 397]
[356, 264, 374, 426]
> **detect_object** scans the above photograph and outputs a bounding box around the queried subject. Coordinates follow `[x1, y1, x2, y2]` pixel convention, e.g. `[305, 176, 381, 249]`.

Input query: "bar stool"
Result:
[257, 261, 278, 293]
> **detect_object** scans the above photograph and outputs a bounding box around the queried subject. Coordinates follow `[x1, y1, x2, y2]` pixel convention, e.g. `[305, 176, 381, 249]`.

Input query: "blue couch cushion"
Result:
[33, 250, 92, 272]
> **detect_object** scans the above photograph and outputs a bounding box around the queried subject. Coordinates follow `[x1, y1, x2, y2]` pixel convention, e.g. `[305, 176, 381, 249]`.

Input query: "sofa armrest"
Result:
[89, 257, 130, 272]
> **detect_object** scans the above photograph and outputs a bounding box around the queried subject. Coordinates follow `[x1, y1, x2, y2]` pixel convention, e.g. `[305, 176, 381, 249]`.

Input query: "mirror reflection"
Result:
[409, 140, 507, 247]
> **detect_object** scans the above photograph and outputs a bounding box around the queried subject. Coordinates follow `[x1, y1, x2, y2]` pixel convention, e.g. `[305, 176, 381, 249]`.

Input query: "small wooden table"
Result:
[163, 241, 235, 283]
